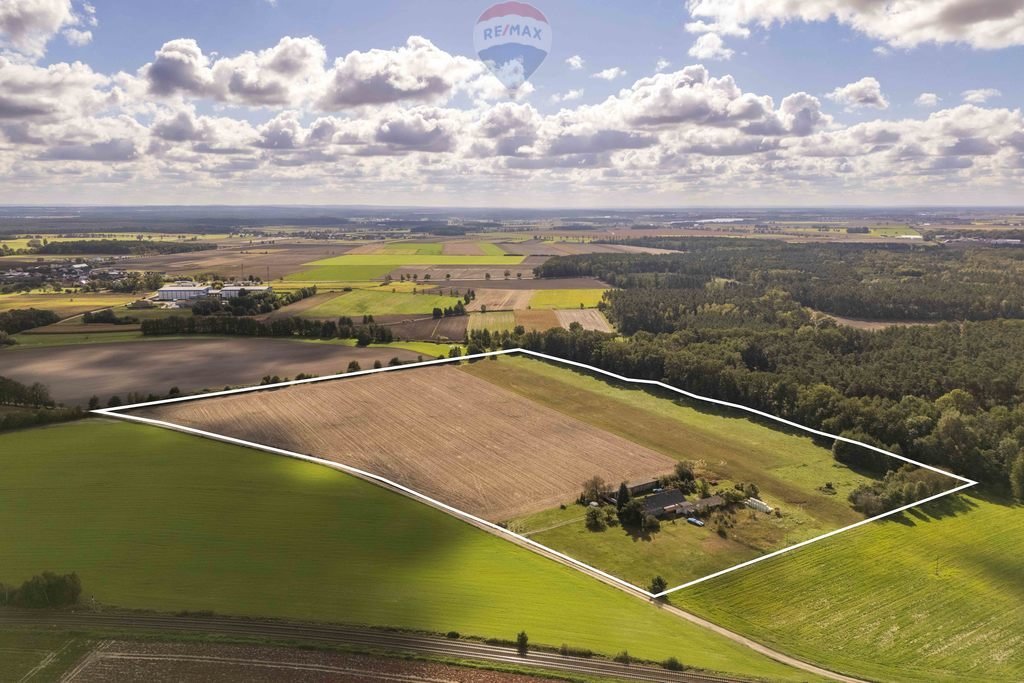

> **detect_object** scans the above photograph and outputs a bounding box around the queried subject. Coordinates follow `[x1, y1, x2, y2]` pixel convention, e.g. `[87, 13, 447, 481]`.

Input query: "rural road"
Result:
[1, 610, 741, 683]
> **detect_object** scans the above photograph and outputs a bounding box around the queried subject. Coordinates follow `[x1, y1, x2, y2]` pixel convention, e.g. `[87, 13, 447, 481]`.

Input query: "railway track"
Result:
[0, 610, 744, 683]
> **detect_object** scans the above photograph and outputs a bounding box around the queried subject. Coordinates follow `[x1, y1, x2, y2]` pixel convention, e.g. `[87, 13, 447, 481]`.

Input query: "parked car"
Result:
[686, 517, 705, 527]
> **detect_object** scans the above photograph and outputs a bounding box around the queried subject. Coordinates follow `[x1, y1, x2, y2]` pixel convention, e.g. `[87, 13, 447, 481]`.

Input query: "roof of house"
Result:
[641, 488, 686, 514]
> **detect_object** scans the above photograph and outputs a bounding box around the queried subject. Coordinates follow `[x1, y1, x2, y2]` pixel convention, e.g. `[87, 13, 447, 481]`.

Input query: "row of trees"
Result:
[141, 314, 395, 345]
[0, 571, 81, 607]
[0, 308, 60, 334]
[37, 239, 215, 255]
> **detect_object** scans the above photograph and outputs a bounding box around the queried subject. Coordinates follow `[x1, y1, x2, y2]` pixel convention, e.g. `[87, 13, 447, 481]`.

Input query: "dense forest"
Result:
[512, 241, 1024, 496]
[536, 239, 1024, 321]
[36, 239, 215, 256]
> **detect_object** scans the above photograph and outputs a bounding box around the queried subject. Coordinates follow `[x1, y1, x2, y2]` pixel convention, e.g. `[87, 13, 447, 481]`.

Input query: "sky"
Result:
[1, 0, 1023, 207]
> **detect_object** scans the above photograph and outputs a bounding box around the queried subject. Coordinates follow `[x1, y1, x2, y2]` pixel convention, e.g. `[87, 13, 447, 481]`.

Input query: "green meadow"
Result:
[0, 420, 805, 681]
[680, 494, 1023, 682]
[300, 289, 463, 317]
[286, 253, 526, 282]
[528, 289, 608, 310]
[468, 311, 517, 333]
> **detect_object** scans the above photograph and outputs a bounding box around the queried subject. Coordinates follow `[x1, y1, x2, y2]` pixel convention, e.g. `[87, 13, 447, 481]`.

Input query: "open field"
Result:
[528, 289, 608, 310]
[467, 288, 535, 312]
[681, 494, 1023, 682]
[0, 420, 806, 680]
[125, 241, 357, 280]
[0, 629, 94, 682]
[468, 311, 517, 333]
[0, 338, 421, 405]
[496, 240, 679, 256]
[513, 310, 561, 331]
[300, 289, 463, 317]
[60, 640, 556, 683]
[0, 291, 139, 317]
[134, 364, 677, 522]
[554, 309, 614, 332]
[462, 356, 892, 585]
[813, 310, 942, 331]
[287, 254, 527, 282]
[449, 277, 608, 291]
[377, 314, 469, 342]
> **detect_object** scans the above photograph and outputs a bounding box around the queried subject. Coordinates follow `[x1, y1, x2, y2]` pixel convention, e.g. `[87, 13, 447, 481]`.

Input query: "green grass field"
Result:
[680, 494, 1023, 682]
[463, 356, 885, 586]
[286, 254, 527, 282]
[0, 420, 806, 681]
[0, 630, 94, 682]
[0, 291, 140, 317]
[468, 311, 517, 333]
[301, 290, 463, 317]
[528, 289, 607, 310]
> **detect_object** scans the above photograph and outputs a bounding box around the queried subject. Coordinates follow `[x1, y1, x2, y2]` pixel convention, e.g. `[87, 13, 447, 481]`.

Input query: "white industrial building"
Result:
[219, 285, 272, 298]
[156, 282, 212, 301]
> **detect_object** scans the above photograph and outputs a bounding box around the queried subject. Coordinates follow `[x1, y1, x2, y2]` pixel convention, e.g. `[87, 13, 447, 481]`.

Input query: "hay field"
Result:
[555, 309, 614, 332]
[528, 289, 607, 310]
[467, 288, 535, 311]
[135, 365, 676, 521]
[514, 309, 561, 332]
[468, 311, 516, 333]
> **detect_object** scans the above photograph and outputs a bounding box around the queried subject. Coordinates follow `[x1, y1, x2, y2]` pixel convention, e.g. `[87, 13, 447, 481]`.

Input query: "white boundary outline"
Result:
[94, 348, 977, 599]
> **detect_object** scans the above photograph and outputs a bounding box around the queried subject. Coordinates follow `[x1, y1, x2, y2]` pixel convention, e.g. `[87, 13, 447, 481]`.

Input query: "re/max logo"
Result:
[482, 24, 543, 41]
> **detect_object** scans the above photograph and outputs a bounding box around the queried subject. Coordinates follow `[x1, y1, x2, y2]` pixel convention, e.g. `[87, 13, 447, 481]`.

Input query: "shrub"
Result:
[663, 657, 684, 671]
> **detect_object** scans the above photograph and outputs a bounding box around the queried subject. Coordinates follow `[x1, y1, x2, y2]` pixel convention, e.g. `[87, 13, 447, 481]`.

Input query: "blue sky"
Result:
[43, 0, 1021, 118]
[2, 0, 1022, 205]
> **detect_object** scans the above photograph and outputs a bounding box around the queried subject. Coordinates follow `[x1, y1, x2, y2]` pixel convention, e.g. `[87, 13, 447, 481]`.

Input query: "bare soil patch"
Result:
[555, 309, 614, 333]
[135, 364, 675, 521]
[467, 289, 535, 312]
[442, 241, 486, 255]
[375, 314, 469, 341]
[514, 310, 561, 332]
[68, 641, 548, 682]
[126, 241, 356, 280]
[812, 310, 942, 331]
[0, 339, 420, 406]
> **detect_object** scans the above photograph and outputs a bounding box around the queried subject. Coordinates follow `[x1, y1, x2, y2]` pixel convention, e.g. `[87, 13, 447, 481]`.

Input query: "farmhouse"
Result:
[157, 282, 211, 301]
[219, 284, 273, 298]
[641, 490, 728, 519]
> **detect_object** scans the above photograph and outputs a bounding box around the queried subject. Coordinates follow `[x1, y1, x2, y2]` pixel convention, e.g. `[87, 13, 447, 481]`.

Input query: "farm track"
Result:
[0, 611, 743, 683]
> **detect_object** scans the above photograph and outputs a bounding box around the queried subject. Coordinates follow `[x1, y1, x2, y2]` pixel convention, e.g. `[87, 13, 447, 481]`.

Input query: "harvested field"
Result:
[0, 291, 138, 318]
[441, 240, 503, 256]
[134, 365, 676, 521]
[529, 289, 607, 310]
[555, 309, 614, 332]
[378, 314, 468, 342]
[514, 309, 561, 332]
[497, 239, 678, 256]
[467, 288, 534, 312]
[468, 311, 516, 333]
[446, 277, 607, 291]
[67, 641, 549, 683]
[0, 339, 420, 406]
[126, 241, 357, 280]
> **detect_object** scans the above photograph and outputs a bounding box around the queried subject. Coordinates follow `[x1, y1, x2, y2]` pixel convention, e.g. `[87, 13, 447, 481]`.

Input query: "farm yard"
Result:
[0, 420, 805, 681]
[0, 338, 421, 406]
[132, 364, 678, 522]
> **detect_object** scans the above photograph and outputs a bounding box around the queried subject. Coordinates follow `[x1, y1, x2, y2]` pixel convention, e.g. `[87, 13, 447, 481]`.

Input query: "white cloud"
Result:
[592, 67, 627, 81]
[565, 55, 584, 70]
[916, 92, 941, 107]
[0, 0, 77, 58]
[962, 88, 1001, 104]
[686, 0, 1024, 50]
[688, 32, 734, 60]
[873, 46, 890, 57]
[656, 58, 670, 72]
[550, 89, 583, 104]
[827, 77, 889, 110]
[62, 28, 92, 46]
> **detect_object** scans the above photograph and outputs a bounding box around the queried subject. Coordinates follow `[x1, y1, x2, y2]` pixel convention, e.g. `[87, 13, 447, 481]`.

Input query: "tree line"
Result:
[36, 239, 215, 255]
[141, 313, 395, 345]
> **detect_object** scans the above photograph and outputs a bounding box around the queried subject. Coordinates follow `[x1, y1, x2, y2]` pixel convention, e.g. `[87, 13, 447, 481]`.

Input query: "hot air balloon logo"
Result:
[473, 2, 551, 93]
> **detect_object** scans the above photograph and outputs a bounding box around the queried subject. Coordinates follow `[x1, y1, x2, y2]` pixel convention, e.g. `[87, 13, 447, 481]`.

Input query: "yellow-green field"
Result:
[0, 291, 140, 317]
[300, 290, 463, 317]
[468, 311, 517, 333]
[681, 494, 1023, 682]
[528, 289, 608, 310]
[286, 254, 527, 282]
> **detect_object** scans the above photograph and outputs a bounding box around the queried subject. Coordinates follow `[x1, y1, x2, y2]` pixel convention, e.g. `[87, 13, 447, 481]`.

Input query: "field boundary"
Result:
[95, 348, 977, 599]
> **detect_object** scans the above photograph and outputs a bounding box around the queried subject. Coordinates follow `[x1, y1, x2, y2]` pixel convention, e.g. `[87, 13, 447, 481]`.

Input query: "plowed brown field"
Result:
[135, 365, 675, 521]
